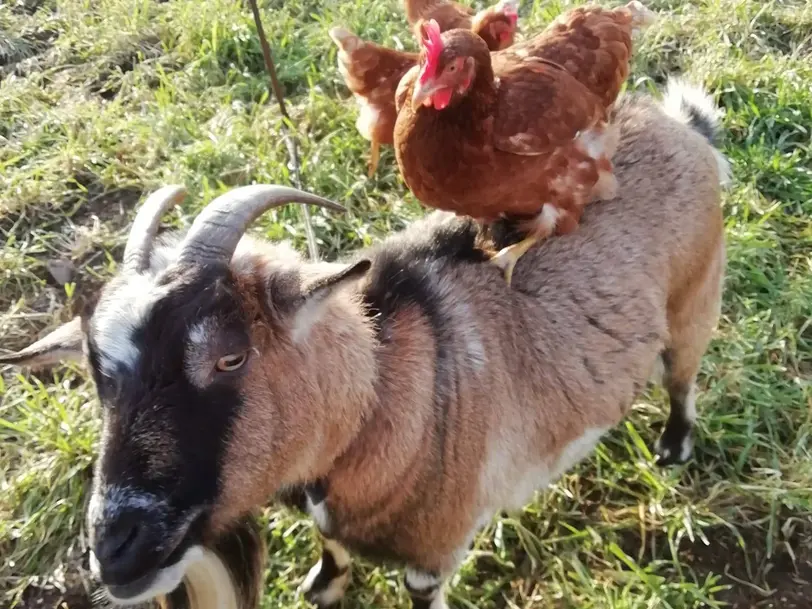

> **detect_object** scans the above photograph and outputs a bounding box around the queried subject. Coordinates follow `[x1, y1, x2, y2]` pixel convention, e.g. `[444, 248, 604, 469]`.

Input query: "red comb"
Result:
[499, 1, 518, 26]
[419, 19, 443, 84]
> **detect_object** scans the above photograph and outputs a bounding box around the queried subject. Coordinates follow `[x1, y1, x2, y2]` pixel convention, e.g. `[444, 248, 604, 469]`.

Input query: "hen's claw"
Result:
[489, 235, 539, 286]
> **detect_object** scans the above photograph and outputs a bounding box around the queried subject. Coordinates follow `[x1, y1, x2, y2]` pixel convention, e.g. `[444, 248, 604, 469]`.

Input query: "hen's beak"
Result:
[411, 80, 439, 110]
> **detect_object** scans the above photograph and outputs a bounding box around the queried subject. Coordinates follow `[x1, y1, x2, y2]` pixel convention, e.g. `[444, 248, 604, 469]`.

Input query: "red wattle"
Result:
[432, 88, 453, 110]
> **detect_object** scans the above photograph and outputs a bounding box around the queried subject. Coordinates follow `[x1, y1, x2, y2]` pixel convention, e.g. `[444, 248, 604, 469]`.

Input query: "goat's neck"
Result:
[271, 292, 379, 487]
[315, 304, 442, 517]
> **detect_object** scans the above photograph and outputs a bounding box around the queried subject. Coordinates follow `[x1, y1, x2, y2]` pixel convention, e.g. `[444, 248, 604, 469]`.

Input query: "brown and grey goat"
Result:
[0, 78, 729, 609]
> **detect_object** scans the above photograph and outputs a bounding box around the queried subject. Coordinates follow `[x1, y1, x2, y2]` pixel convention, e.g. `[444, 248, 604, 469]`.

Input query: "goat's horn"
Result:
[177, 185, 346, 266]
[123, 185, 188, 273]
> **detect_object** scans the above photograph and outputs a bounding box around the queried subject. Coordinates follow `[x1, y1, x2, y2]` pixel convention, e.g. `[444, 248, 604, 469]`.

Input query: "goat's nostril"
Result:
[111, 522, 140, 560]
[95, 510, 153, 583]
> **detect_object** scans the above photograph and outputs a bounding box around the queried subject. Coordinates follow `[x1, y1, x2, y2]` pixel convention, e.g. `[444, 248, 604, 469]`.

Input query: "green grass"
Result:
[1, 0, 811, 607]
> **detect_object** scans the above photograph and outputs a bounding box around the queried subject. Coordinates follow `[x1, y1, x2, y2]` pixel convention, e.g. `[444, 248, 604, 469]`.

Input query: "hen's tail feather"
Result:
[661, 77, 731, 187]
[329, 26, 362, 54]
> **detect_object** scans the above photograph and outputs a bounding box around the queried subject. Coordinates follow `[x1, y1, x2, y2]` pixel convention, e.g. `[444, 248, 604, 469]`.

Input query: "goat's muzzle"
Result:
[89, 486, 206, 603]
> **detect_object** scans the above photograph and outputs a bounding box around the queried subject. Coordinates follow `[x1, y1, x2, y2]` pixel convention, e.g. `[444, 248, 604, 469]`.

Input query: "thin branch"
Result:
[246, 0, 319, 261]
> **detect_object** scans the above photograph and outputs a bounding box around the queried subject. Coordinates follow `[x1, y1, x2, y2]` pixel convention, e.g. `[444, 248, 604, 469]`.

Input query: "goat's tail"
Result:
[661, 77, 732, 187]
[157, 517, 265, 609]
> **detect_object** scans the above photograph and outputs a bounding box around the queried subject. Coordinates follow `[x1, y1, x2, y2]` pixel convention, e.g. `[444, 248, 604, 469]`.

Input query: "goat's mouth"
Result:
[98, 510, 208, 604]
[105, 567, 162, 602]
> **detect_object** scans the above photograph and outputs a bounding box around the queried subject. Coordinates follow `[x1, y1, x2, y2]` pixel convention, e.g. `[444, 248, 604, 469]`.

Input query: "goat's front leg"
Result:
[405, 567, 452, 609]
[300, 537, 352, 608]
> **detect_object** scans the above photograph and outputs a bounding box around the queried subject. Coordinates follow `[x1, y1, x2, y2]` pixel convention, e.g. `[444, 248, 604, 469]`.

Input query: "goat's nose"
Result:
[94, 508, 156, 586]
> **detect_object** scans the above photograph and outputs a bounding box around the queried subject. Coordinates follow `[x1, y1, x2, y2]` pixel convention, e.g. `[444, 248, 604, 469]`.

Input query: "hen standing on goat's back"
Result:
[393, 2, 655, 286]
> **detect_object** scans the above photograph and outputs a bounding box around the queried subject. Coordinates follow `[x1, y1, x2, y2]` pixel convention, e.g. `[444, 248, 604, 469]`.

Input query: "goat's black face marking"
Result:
[86, 266, 251, 592]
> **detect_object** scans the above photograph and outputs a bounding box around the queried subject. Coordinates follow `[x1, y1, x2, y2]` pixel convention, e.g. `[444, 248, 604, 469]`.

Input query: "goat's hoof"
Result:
[654, 430, 693, 466]
[300, 563, 351, 608]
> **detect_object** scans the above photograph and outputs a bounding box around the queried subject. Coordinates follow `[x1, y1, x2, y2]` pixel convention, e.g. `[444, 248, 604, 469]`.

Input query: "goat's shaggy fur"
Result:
[0, 79, 728, 609]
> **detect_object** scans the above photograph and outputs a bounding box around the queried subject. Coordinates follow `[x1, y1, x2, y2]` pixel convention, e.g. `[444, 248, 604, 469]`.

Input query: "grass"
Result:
[1, 0, 811, 607]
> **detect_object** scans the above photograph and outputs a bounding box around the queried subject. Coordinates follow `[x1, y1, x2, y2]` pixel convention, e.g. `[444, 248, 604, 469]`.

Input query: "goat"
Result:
[0, 78, 729, 609]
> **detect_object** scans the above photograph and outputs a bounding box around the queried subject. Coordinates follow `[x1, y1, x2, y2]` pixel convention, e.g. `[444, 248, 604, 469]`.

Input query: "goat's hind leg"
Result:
[655, 242, 724, 466]
[654, 350, 699, 466]
[300, 537, 353, 608]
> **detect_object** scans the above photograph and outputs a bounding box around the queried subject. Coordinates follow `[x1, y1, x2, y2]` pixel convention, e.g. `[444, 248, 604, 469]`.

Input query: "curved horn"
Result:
[177, 185, 346, 267]
[123, 185, 188, 273]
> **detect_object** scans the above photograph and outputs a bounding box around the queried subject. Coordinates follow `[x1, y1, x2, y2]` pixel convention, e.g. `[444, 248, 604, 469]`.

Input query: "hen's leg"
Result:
[594, 155, 619, 201]
[490, 235, 539, 287]
[489, 203, 558, 286]
[368, 138, 380, 177]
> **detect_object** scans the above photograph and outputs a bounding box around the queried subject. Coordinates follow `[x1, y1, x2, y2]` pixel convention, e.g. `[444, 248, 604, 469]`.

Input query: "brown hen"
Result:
[394, 8, 653, 285]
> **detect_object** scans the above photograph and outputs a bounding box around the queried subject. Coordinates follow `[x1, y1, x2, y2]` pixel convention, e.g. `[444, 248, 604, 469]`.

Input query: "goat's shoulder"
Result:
[369, 211, 486, 266]
[359, 212, 488, 324]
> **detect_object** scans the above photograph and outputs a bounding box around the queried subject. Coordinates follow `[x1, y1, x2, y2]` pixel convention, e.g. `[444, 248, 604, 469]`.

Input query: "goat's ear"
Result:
[0, 316, 86, 370]
[301, 258, 372, 302]
[289, 259, 371, 343]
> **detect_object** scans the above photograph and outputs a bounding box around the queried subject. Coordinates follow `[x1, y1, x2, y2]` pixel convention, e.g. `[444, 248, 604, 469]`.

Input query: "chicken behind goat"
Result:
[393, 19, 627, 286]
[406, 0, 520, 51]
[471, 0, 520, 51]
[405, 0, 473, 32]
[330, 27, 418, 177]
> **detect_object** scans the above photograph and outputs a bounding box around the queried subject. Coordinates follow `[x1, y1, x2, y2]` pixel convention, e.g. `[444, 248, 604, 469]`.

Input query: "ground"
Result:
[0, 0, 810, 608]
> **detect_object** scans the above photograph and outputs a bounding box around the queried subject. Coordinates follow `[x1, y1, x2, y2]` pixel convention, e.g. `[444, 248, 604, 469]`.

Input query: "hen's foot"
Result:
[489, 235, 539, 286]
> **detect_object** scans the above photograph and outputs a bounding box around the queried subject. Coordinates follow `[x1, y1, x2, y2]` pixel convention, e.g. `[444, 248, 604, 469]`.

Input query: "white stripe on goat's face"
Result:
[91, 274, 168, 377]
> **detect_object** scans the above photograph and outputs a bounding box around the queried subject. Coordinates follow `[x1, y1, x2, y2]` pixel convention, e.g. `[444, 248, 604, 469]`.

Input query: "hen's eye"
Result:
[216, 352, 247, 372]
[447, 64, 457, 73]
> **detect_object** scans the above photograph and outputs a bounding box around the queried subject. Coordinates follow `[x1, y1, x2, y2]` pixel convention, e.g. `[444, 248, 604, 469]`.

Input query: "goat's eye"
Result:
[216, 352, 247, 372]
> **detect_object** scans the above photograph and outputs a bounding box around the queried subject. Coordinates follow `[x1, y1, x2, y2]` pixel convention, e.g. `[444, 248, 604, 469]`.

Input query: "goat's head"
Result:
[0, 185, 372, 605]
